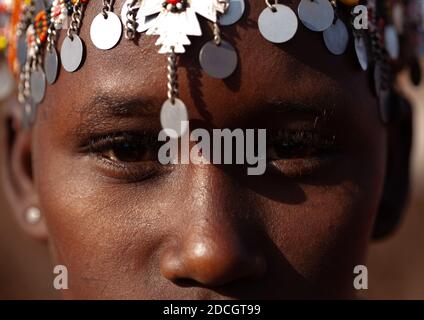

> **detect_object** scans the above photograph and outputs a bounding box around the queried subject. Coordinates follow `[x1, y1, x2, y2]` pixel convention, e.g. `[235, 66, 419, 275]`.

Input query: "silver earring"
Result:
[25, 206, 41, 224]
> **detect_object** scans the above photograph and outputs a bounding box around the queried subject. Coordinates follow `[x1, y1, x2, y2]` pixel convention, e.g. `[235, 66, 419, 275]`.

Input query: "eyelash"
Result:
[268, 130, 337, 159]
[83, 130, 338, 182]
[86, 132, 158, 155]
[268, 130, 339, 177]
[84, 132, 165, 182]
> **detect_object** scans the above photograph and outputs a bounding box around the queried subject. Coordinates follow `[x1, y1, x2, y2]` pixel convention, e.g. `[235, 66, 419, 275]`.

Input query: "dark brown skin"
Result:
[1, 1, 412, 299]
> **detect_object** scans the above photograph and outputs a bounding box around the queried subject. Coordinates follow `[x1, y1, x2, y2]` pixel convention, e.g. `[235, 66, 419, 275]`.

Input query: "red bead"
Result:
[166, 0, 181, 5]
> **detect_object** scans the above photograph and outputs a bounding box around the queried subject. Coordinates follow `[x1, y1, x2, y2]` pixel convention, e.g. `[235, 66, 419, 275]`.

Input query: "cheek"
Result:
[262, 150, 386, 295]
[32, 139, 167, 298]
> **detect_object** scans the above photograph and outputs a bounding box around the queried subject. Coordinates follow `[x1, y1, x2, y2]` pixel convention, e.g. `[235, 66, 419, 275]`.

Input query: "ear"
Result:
[373, 91, 413, 239]
[0, 98, 48, 241]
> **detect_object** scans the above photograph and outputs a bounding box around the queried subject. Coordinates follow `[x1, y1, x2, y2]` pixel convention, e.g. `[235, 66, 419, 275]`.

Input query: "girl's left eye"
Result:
[267, 129, 340, 177]
[267, 130, 337, 160]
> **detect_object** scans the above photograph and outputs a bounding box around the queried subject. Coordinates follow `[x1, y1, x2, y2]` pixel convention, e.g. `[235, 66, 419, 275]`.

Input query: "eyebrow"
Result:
[76, 93, 160, 118]
[267, 99, 335, 115]
[264, 93, 339, 121]
[67, 93, 161, 138]
[68, 81, 342, 139]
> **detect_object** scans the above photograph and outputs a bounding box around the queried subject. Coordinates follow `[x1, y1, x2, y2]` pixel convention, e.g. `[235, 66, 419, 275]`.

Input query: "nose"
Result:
[160, 222, 267, 287]
[160, 165, 266, 288]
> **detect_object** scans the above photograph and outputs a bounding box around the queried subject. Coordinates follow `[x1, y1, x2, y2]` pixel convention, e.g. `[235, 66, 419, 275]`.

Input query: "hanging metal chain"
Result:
[30, 37, 42, 71]
[361, 3, 392, 97]
[18, 57, 32, 104]
[330, 0, 338, 22]
[17, 0, 35, 104]
[213, 22, 222, 46]
[46, 22, 57, 52]
[16, 1, 35, 38]
[102, 0, 113, 18]
[18, 47, 35, 128]
[369, 6, 392, 90]
[213, 0, 230, 46]
[125, 0, 139, 40]
[217, 0, 230, 12]
[167, 47, 178, 104]
[265, 0, 278, 12]
[67, 0, 85, 39]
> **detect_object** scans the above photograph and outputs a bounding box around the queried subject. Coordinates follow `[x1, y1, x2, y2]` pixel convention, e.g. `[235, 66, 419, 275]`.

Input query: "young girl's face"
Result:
[4, 0, 410, 299]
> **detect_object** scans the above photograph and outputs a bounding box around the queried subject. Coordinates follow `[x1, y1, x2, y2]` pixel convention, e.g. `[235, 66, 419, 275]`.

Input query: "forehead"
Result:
[40, 0, 376, 128]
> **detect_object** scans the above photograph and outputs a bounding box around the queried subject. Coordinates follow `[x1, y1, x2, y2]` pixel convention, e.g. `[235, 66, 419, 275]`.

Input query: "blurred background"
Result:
[362, 70, 424, 300]
[0, 67, 423, 300]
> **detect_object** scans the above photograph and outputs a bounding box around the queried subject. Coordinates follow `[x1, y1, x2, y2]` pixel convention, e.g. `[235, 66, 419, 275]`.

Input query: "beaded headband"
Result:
[0, 0, 423, 133]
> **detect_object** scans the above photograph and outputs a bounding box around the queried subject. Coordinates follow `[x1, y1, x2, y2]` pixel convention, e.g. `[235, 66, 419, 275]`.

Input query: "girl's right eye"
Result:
[83, 132, 168, 182]
[88, 132, 159, 163]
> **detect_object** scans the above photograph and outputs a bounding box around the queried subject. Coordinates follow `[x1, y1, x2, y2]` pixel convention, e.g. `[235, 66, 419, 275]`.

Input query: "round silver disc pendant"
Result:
[384, 25, 400, 60]
[219, 0, 245, 26]
[44, 48, 59, 84]
[354, 35, 368, 71]
[298, 0, 334, 32]
[61, 35, 84, 72]
[199, 40, 238, 79]
[258, 4, 298, 44]
[160, 98, 189, 139]
[90, 12, 122, 50]
[323, 19, 349, 55]
[30, 69, 46, 104]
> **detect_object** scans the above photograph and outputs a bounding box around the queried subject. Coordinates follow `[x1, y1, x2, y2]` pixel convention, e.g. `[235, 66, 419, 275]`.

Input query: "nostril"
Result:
[172, 278, 202, 288]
